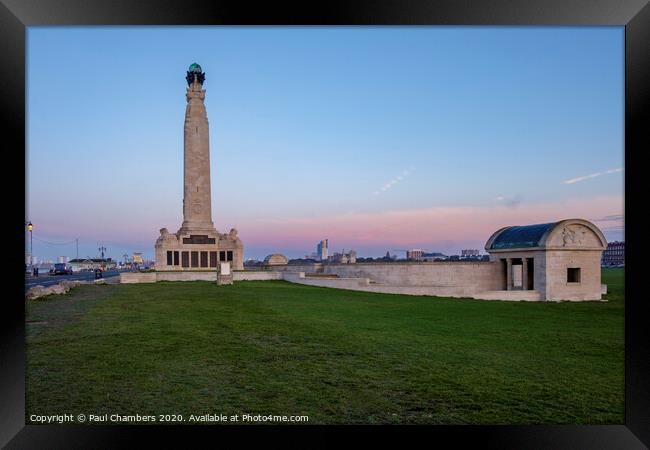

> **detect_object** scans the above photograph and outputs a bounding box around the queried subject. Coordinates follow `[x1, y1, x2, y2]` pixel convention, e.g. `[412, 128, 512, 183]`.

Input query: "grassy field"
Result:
[25, 269, 624, 425]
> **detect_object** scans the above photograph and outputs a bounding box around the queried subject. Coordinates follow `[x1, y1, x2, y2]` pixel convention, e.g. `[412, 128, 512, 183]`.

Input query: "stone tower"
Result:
[178, 63, 215, 235]
[154, 63, 244, 271]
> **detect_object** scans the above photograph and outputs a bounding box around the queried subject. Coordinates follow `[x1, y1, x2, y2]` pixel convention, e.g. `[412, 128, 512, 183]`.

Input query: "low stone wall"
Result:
[120, 264, 601, 302]
[233, 271, 283, 281]
[282, 272, 498, 298]
[121, 270, 283, 283]
[268, 263, 324, 273]
[322, 262, 501, 295]
[157, 271, 216, 282]
[121, 271, 216, 283]
[120, 263, 501, 299]
[283, 272, 370, 289]
[120, 272, 157, 284]
[361, 285, 491, 298]
[268, 262, 500, 293]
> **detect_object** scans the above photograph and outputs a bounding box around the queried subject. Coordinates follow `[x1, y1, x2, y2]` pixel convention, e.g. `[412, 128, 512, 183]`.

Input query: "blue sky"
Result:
[27, 26, 624, 261]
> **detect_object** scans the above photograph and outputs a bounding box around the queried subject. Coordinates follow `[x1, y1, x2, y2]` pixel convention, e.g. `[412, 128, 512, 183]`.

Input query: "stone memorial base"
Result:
[154, 227, 244, 272]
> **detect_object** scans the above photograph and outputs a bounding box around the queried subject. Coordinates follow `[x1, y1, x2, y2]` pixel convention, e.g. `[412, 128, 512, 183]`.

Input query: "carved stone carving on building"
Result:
[157, 228, 178, 244]
[561, 227, 576, 246]
[182, 235, 216, 245]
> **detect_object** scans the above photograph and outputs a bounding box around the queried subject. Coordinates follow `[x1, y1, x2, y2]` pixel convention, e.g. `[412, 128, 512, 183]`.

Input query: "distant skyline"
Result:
[27, 26, 624, 261]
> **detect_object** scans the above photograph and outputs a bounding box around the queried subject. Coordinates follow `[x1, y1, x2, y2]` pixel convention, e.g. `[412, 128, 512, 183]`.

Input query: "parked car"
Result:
[53, 263, 73, 275]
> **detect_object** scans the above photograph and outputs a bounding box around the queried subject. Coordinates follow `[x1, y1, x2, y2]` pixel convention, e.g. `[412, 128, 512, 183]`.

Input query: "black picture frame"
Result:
[2, 0, 648, 447]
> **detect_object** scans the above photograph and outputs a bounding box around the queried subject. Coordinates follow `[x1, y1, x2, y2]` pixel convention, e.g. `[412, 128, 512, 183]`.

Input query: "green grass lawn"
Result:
[25, 269, 624, 425]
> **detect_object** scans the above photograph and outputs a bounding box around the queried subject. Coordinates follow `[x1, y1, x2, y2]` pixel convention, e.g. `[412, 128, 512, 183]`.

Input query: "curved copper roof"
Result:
[488, 222, 558, 250]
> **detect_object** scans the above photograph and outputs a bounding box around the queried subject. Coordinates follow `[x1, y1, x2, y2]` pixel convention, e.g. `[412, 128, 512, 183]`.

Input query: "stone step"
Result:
[473, 290, 542, 301]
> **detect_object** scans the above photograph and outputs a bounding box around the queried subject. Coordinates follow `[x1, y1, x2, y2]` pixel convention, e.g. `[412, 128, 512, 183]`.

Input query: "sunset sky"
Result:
[27, 27, 624, 261]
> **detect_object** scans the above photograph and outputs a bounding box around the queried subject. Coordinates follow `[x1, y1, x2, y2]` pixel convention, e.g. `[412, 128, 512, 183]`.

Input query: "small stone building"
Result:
[484, 219, 607, 301]
[264, 254, 289, 266]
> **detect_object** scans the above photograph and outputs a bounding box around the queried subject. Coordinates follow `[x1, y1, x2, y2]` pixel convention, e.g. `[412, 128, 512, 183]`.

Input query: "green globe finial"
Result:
[186, 63, 205, 86]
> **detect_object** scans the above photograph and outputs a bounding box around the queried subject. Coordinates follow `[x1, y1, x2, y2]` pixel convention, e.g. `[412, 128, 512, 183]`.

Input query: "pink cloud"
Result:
[32, 195, 623, 256]
[237, 195, 623, 251]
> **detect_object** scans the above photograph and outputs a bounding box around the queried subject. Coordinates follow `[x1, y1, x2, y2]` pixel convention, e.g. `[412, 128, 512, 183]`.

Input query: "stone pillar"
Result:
[522, 257, 528, 291]
[506, 258, 512, 291]
[180, 65, 216, 235]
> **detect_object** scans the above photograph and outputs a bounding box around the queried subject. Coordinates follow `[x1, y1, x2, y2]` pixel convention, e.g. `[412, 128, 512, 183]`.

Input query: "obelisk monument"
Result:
[178, 63, 216, 235]
[155, 63, 244, 271]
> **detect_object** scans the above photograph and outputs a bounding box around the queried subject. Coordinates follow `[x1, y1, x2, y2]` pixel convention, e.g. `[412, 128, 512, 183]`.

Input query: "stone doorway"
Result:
[527, 258, 534, 290]
[512, 259, 523, 290]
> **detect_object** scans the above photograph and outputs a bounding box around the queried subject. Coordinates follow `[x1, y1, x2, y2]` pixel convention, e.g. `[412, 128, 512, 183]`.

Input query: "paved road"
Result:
[25, 270, 125, 291]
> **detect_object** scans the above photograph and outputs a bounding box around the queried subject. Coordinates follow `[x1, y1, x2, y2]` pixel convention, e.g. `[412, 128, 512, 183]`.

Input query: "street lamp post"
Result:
[27, 222, 33, 267]
[98, 245, 107, 270]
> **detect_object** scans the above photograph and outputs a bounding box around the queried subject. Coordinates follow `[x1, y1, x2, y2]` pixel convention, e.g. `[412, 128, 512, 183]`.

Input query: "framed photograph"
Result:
[4, 0, 648, 447]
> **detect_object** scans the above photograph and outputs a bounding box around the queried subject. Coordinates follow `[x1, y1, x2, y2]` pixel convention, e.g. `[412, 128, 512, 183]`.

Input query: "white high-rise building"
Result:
[316, 239, 328, 261]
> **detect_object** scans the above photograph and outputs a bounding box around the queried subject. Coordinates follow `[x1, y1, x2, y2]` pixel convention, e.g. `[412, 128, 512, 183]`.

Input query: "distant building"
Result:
[408, 250, 447, 261]
[406, 249, 424, 261]
[462, 249, 480, 257]
[316, 239, 329, 261]
[329, 249, 357, 264]
[244, 259, 264, 268]
[132, 252, 144, 265]
[355, 257, 374, 263]
[376, 251, 396, 262]
[601, 241, 624, 266]
[422, 252, 448, 262]
[69, 258, 117, 272]
[288, 258, 318, 264]
[57, 256, 69, 263]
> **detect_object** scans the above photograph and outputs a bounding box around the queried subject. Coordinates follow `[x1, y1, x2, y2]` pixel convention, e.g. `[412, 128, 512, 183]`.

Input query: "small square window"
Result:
[567, 268, 581, 283]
